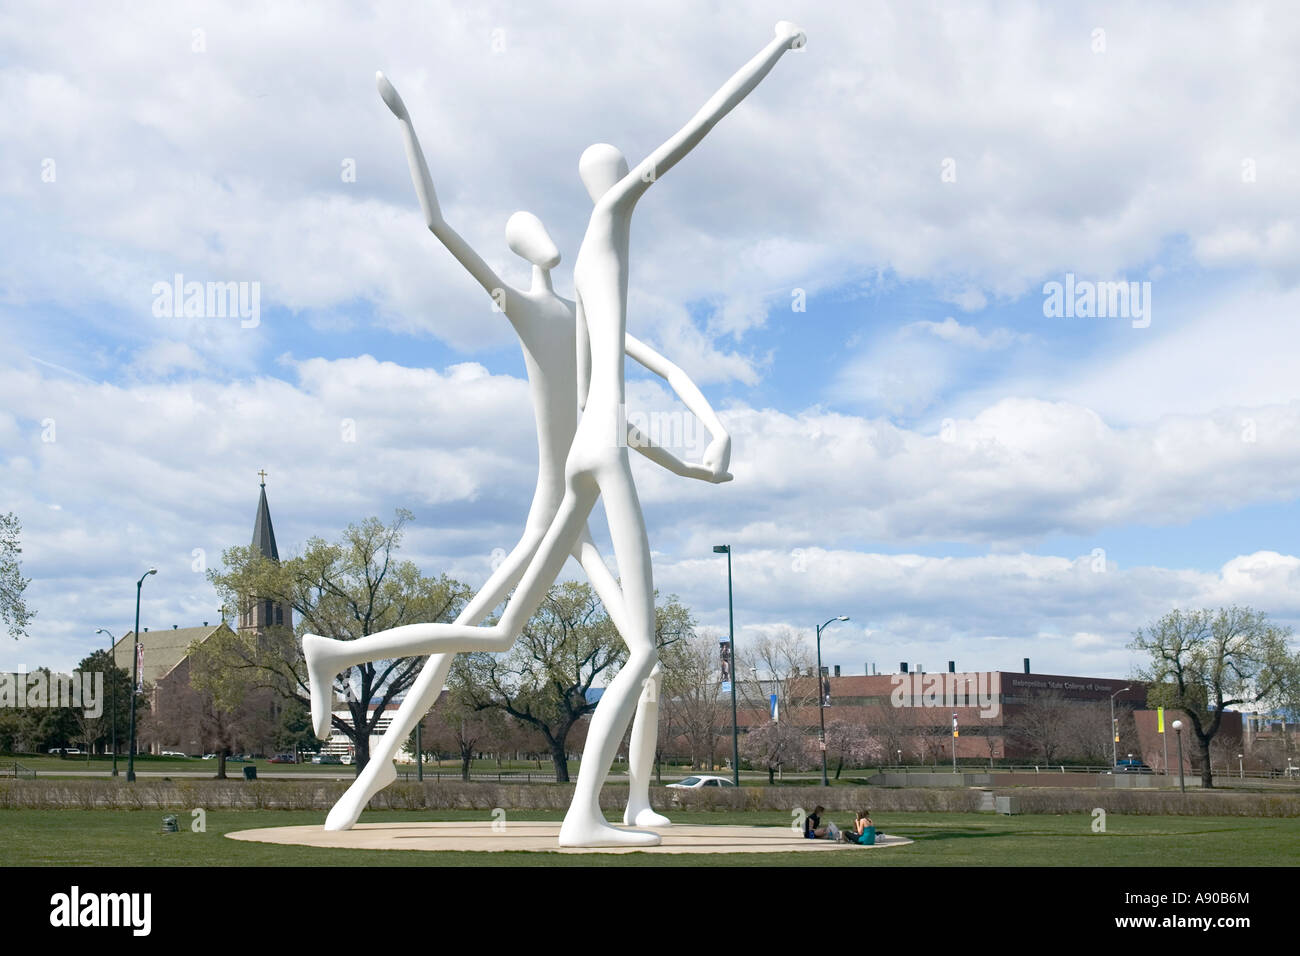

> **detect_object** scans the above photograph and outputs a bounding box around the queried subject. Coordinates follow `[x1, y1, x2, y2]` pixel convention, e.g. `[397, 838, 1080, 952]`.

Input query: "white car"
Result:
[665, 775, 736, 789]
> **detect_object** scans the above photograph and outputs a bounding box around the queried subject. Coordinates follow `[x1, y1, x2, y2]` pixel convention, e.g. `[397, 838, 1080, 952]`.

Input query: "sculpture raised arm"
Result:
[378, 71, 515, 313]
[611, 21, 806, 209]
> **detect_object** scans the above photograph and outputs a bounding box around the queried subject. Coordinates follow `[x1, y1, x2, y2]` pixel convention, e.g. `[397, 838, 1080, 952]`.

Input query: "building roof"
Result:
[252, 483, 279, 561]
[111, 623, 231, 686]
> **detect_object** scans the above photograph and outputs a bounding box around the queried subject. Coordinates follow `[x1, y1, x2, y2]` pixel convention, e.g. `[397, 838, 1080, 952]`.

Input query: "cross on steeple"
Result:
[258, 469, 267, 487]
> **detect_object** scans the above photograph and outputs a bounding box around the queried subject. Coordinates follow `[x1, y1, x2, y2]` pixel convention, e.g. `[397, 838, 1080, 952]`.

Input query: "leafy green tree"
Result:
[77, 649, 132, 756]
[1, 512, 33, 639]
[0, 709, 21, 753]
[207, 510, 470, 774]
[8, 667, 78, 753]
[448, 583, 695, 782]
[1131, 606, 1300, 788]
[273, 699, 318, 758]
[188, 627, 266, 779]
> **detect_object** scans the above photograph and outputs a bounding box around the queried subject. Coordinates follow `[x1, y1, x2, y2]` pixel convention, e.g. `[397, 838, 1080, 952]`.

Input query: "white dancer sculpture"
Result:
[307, 21, 806, 847]
[316, 72, 726, 832]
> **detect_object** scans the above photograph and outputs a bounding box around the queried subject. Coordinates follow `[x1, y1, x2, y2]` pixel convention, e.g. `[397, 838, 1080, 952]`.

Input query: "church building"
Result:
[112, 473, 293, 757]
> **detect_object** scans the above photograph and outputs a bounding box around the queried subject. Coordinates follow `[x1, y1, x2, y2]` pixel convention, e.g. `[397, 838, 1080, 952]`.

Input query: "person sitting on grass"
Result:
[803, 805, 840, 840]
[839, 809, 877, 845]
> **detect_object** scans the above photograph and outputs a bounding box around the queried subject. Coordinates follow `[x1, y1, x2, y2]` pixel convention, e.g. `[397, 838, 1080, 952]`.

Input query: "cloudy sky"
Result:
[4, 1, 1299, 684]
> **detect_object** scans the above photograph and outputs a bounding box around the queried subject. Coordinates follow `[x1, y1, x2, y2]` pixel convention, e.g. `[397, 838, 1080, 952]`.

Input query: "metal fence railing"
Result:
[396, 769, 554, 784]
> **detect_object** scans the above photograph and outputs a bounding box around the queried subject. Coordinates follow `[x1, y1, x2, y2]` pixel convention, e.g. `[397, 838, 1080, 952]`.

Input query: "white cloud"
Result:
[5, 357, 1300, 676]
[4, 1, 1298, 382]
[653, 547, 1300, 679]
[906, 316, 1029, 350]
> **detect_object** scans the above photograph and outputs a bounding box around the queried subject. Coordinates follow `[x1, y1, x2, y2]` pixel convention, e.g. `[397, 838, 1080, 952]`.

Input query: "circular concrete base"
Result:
[226, 821, 913, 855]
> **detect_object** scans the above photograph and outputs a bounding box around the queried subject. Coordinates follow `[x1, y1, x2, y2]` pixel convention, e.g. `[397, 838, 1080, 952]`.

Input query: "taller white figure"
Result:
[315, 72, 727, 832]
[307, 22, 806, 847]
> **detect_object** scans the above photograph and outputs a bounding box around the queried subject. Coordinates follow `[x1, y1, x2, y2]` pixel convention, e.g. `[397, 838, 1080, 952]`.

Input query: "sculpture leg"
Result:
[323, 654, 451, 831]
[322, 527, 545, 830]
[624, 662, 669, 826]
[573, 533, 669, 827]
[306, 476, 602, 736]
[558, 463, 661, 847]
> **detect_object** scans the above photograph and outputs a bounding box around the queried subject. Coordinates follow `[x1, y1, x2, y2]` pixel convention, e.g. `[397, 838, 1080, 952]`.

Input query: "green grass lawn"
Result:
[3, 808, 1296, 866]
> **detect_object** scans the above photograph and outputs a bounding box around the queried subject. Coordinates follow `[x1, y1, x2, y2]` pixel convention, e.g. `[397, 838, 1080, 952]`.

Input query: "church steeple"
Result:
[239, 471, 291, 634]
[252, 469, 279, 561]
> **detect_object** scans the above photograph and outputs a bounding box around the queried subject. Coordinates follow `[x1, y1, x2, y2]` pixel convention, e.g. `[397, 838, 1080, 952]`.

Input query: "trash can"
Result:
[243, 765, 257, 781]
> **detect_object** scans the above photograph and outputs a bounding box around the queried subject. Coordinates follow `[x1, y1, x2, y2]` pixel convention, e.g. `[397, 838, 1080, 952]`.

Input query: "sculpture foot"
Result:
[623, 805, 671, 827]
[324, 759, 398, 831]
[303, 633, 342, 739]
[558, 813, 661, 847]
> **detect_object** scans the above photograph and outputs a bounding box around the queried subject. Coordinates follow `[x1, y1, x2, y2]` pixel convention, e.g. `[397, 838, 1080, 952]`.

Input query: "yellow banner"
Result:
[1157, 706, 1165, 734]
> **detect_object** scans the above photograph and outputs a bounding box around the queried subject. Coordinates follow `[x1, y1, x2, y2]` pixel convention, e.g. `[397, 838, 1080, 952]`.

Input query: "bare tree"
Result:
[1132, 606, 1300, 788]
[824, 718, 872, 778]
[660, 628, 727, 770]
[1007, 690, 1074, 765]
[740, 719, 810, 783]
[738, 625, 816, 718]
[864, 702, 912, 766]
[1064, 700, 1115, 765]
[419, 687, 507, 780]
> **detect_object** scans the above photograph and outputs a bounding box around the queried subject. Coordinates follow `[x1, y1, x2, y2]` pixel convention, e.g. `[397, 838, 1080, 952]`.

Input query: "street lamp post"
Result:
[814, 615, 849, 787]
[1109, 686, 1131, 770]
[1172, 720, 1185, 793]
[126, 568, 156, 783]
[94, 628, 120, 776]
[713, 545, 739, 788]
[1238, 753, 1243, 780]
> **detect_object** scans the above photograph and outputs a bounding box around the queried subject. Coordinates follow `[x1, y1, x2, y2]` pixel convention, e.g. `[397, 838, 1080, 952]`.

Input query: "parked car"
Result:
[160, 751, 187, 758]
[312, 754, 342, 765]
[666, 775, 735, 789]
[1115, 759, 1154, 774]
[201, 754, 217, 760]
[268, 753, 297, 764]
[226, 754, 252, 763]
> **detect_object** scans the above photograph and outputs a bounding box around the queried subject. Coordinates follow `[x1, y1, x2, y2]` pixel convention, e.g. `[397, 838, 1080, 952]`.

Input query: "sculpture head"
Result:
[579, 143, 629, 203]
[505, 211, 560, 269]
